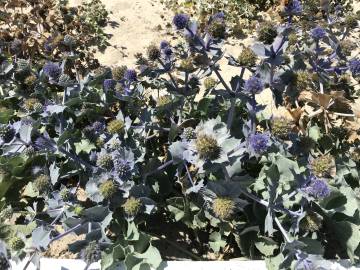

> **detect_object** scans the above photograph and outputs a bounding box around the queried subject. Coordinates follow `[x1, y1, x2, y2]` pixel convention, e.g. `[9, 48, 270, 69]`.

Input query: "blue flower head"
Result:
[92, 121, 105, 133]
[249, 133, 270, 154]
[43, 62, 62, 79]
[349, 59, 360, 75]
[305, 176, 331, 199]
[103, 79, 117, 91]
[173, 14, 189, 30]
[311, 26, 326, 40]
[44, 42, 53, 52]
[211, 12, 225, 21]
[164, 47, 173, 58]
[124, 69, 137, 82]
[244, 76, 264, 94]
[284, 0, 302, 15]
[160, 40, 169, 49]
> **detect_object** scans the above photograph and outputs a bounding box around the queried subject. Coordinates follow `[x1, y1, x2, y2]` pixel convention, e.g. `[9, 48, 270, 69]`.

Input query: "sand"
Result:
[68, 0, 360, 118]
[70, 0, 172, 68]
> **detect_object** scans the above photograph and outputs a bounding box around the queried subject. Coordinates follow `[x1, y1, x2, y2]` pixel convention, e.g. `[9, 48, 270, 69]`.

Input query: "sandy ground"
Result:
[69, 0, 360, 118]
[70, 0, 172, 68]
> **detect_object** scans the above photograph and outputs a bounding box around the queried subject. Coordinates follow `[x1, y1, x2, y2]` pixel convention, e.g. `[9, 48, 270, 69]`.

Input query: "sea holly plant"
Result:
[0, 0, 360, 269]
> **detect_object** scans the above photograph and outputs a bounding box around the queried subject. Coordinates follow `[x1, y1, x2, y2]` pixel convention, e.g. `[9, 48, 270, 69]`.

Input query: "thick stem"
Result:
[158, 58, 178, 89]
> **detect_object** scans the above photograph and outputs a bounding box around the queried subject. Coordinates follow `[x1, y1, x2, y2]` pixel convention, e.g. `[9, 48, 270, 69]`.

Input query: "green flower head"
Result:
[8, 236, 25, 251]
[99, 180, 117, 199]
[212, 197, 235, 220]
[237, 47, 257, 67]
[257, 22, 277, 44]
[24, 98, 42, 113]
[195, 134, 221, 160]
[311, 155, 334, 178]
[123, 197, 142, 216]
[34, 174, 51, 193]
[107, 119, 125, 135]
[271, 117, 294, 139]
[300, 211, 322, 232]
[204, 77, 217, 90]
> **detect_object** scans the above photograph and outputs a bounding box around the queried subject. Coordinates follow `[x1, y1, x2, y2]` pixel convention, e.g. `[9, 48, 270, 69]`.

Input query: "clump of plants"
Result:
[0, 0, 110, 74]
[0, 0, 360, 269]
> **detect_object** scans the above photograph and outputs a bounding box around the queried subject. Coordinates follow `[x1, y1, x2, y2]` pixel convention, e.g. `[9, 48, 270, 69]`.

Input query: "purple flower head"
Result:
[211, 12, 225, 21]
[284, 0, 302, 15]
[103, 79, 117, 91]
[44, 42, 53, 53]
[311, 26, 326, 40]
[349, 59, 360, 75]
[124, 69, 137, 82]
[249, 133, 270, 154]
[164, 47, 173, 58]
[305, 176, 331, 199]
[244, 76, 264, 94]
[160, 40, 169, 49]
[173, 14, 189, 30]
[92, 121, 105, 133]
[43, 62, 62, 79]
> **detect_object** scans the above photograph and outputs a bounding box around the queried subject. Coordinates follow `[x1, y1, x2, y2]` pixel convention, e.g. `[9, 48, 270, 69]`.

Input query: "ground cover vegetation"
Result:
[0, 0, 360, 269]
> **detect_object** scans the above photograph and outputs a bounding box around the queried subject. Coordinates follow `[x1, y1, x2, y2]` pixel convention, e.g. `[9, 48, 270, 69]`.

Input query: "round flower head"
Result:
[244, 76, 264, 94]
[1, 207, 13, 220]
[284, 0, 302, 15]
[34, 174, 51, 193]
[124, 69, 137, 82]
[60, 188, 71, 201]
[99, 180, 117, 199]
[8, 236, 25, 251]
[81, 241, 101, 265]
[204, 77, 217, 89]
[349, 59, 360, 75]
[96, 152, 114, 170]
[181, 127, 196, 141]
[173, 13, 189, 30]
[44, 42, 53, 52]
[211, 12, 225, 21]
[112, 65, 127, 80]
[300, 211, 323, 232]
[160, 40, 169, 49]
[23, 145, 36, 156]
[24, 98, 43, 113]
[123, 197, 142, 216]
[257, 22, 277, 44]
[195, 134, 221, 160]
[92, 121, 105, 133]
[212, 197, 235, 220]
[238, 47, 257, 67]
[304, 176, 331, 199]
[271, 117, 294, 139]
[163, 47, 173, 58]
[249, 133, 270, 154]
[0, 124, 15, 143]
[310, 155, 334, 178]
[103, 79, 117, 91]
[107, 119, 125, 134]
[311, 26, 326, 40]
[147, 44, 161, 61]
[43, 62, 62, 79]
